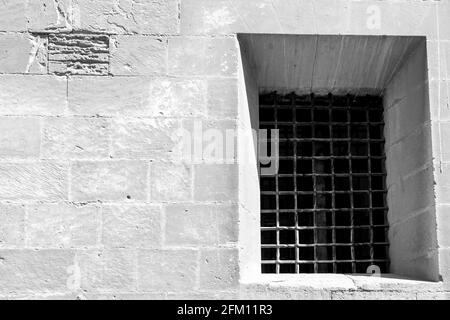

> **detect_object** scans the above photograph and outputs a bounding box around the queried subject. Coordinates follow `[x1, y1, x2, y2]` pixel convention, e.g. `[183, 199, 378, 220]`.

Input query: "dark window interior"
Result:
[260, 93, 389, 274]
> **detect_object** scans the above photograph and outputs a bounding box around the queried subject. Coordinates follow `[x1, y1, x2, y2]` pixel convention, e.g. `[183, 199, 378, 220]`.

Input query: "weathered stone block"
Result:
[0, 34, 47, 73]
[164, 204, 238, 246]
[348, 0, 437, 39]
[199, 248, 239, 290]
[138, 249, 198, 291]
[165, 204, 238, 246]
[207, 78, 238, 119]
[168, 37, 238, 76]
[27, 0, 73, 32]
[0, 75, 67, 116]
[102, 205, 162, 248]
[71, 161, 148, 202]
[27, 203, 100, 248]
[194, 164, 238, 201]
[0, 0, 27, 31]
[42, 117, 110, 160]
[72, 0, 179, 34]
[77, 249, 136, 292]
[69, 76, 143, 116]
[110, 36, 167, 75]
[181, 119, 238, 164]
[145, 78, 207, 118]
[69, 76, 206, 117]
[111, 118, 181, 159]
[0, 205, 25, 247]
[150, 162, 192, 201]
[0, 117, 41, 159]
[0, 162, 68, 201]
[0, 249, 75, 294]
[48, 33, 109, 75]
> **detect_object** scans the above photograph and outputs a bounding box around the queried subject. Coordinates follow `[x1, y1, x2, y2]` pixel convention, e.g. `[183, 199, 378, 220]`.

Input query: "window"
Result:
[260, 93, 389, 274]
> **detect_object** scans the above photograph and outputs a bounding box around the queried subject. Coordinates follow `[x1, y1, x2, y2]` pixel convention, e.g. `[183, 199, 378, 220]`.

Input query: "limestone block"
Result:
[0, 75, 67, 116]
[27, 203, 100, 248]
[71, 161, 148, 202]
[137, 249, 198, 291]
[0, 34, 47, 73]
[42, 117, 110, 160]
[110, 36, 167, 75]
[164, 204, 238, 246]
[0, 162, 68, 201]
[0, 117, 41, 159]
[102, 205, 162, 248]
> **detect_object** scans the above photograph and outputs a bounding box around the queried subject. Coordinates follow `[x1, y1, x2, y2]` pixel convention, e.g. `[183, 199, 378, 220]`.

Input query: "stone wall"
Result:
[0, 0, 449, 300]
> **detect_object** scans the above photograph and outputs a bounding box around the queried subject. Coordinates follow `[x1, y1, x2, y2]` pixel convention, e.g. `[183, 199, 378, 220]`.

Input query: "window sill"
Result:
[241, 274, 443, 292]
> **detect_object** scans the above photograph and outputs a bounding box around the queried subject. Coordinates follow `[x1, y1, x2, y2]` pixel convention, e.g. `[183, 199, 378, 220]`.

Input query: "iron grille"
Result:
[260, 93, 389, 274]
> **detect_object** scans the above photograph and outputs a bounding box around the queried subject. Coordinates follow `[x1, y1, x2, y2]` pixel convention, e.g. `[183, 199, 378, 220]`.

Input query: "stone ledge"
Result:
[241, 274, 444, 292]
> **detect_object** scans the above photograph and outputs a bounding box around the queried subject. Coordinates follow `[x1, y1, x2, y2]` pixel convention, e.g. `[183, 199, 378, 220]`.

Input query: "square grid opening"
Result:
[260, 93, 389, 274]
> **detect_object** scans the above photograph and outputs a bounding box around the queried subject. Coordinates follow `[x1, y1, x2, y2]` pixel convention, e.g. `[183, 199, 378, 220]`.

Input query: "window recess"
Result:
[260, 93, 389, 274]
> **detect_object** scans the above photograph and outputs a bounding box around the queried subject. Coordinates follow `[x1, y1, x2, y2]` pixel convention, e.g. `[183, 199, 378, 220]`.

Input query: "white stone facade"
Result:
[0, 0, 449, 300]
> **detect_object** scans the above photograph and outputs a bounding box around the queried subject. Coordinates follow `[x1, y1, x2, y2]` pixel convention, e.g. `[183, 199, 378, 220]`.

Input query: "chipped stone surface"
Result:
[72, 0, 179, 34]
[48, 33, 109, 75]
[71, 161, 148, 202]
[26, 203, 100, 248]
[110, 36, 167, 75]
[0, 34, 47, 74]
[0, 162, 68, 201]
[0, 0, 73, 32]
[207, 78, 238, 119]
[27, 0, 73, 32]
[102, 205, 162, 248]
[42, 117, 110, 160]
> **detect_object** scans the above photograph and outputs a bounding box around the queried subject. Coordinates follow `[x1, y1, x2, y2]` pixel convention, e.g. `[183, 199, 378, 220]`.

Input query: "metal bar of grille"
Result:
[260, 93, 389, 274]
